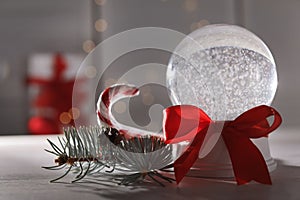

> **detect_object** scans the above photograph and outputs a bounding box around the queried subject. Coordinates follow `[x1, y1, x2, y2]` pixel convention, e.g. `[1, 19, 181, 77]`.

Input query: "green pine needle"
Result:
[43, 125, 174, 186]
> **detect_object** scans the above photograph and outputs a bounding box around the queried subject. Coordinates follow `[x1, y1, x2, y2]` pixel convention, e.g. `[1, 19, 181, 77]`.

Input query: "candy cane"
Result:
[96, 84, 160, 138]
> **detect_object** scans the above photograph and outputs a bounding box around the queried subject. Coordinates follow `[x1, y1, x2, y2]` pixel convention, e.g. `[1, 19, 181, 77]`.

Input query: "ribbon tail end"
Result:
[236, 177, 272, 185]
[256, 177, 272, 185]
[174, 166, 188, 184]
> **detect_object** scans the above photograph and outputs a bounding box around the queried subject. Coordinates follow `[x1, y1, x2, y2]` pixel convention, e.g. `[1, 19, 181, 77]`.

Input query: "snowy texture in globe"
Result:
[167, 24, 277, 120]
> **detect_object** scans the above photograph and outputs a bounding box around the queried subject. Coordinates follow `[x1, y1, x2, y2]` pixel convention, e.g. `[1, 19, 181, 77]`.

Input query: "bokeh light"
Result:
[59, 112, 72, 124]
[95, 19, 108, 32]
[69, 107, 80, 120]
[114, 101, 127, 114]
[183, 0, 198, 12]
[142, 93, 154, 105]
[190, 19, 210, 31]
[84, 65, 97, 78]
[82, 40, 96, 53]
[95, 0, 107, 6]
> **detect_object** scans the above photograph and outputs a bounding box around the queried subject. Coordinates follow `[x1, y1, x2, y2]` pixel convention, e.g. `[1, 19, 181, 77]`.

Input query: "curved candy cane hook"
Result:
[96, 84, 162, 138]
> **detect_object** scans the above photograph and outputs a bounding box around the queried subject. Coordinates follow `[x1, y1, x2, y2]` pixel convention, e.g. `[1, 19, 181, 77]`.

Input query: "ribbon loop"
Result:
[228, 105, 282, 138]
[163, 105, 211, 144]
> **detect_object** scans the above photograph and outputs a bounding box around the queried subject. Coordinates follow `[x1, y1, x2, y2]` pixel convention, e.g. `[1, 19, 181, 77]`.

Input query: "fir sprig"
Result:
[43, 126, 175, 186]
[43, 126, 111, 183]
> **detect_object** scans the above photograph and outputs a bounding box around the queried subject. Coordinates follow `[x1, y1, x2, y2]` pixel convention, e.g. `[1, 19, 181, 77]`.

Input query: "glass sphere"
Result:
[167, 24, 277, 120]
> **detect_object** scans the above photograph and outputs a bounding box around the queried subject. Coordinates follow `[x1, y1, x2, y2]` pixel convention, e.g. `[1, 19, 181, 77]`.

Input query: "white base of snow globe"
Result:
[185, 137, 277, 178]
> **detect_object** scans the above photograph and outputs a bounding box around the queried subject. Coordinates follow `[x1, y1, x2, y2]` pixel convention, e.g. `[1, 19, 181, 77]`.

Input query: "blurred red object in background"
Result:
[27, 53, 84, 135]
[28, 116, 60, 135]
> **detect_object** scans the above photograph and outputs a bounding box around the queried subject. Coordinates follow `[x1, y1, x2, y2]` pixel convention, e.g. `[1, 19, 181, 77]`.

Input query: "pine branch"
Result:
[43, 125, 175, 186]
[43, 126, 111, 182]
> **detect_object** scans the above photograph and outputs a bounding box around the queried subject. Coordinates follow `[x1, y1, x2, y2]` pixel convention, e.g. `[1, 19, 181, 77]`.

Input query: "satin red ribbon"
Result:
[163, 105, 282, 185]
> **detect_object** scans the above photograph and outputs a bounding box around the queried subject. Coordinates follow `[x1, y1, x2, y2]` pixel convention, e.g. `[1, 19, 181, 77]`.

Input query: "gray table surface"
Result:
[0, 128, 299, 200]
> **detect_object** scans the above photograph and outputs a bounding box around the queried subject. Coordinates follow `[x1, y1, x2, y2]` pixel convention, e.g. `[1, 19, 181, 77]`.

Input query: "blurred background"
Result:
[0, 0, 299, 135]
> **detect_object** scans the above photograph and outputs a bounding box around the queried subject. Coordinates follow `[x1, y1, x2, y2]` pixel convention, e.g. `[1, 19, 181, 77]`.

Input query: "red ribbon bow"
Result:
[163, 105, 282, 185]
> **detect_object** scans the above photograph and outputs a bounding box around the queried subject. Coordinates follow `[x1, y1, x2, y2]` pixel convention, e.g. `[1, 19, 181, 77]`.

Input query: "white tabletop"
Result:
[0, 128, 299, 200]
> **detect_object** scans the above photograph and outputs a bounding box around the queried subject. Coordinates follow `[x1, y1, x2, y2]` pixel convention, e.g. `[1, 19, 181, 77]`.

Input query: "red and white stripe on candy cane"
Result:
[96, 84, 162, 138]
[97, 84, 139, 127]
